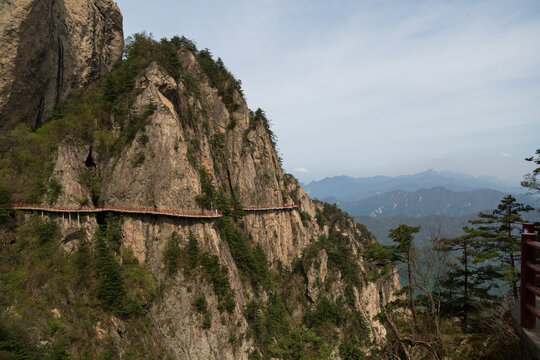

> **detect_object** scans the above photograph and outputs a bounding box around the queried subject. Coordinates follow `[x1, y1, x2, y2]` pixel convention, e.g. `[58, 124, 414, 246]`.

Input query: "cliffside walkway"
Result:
[4, 202, 299, 220]
[242, 204, 298, 212]
[8, 203, 223, 218]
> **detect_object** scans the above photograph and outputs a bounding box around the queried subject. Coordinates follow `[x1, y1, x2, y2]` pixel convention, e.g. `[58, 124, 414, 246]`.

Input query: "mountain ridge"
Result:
[303, 169, 524, 202]
[336, 186, 536, 217]
[0, 20, 399, 358]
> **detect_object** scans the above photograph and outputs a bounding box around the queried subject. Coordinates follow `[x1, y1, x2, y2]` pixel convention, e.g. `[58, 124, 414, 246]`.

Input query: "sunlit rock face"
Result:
[49, 52, 401, 356]
[4, 2, 401, 354]
[0, 0, 123, 130]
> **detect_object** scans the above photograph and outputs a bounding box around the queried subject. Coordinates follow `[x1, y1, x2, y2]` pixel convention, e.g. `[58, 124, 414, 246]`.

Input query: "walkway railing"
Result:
[3, 202, 300, 219]
[6, 203, 223, 218]
[521, 223, 540, 328]
[242, 203, 298, 211]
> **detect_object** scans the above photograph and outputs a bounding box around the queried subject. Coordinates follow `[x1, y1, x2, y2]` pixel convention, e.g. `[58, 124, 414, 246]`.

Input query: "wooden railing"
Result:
[6, 203, 223, 218]
[2, 202, 300, 219]
[521, 223, 540, 328]
[242, 203, 298, 211]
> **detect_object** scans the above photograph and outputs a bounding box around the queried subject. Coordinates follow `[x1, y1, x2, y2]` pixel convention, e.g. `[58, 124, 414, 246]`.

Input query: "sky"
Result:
[115, 0, 540, 185]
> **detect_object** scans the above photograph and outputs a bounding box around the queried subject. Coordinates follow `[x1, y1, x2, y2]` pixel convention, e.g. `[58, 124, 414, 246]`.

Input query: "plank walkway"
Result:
[4, 203, 299, 219]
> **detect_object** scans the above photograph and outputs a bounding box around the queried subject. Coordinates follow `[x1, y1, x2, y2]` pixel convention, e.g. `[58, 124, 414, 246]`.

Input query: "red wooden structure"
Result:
[521, 223, 540, 328]
[8, 203, 223, 218]
[242, 203, 298, 211]
[3, 202, 300, 219]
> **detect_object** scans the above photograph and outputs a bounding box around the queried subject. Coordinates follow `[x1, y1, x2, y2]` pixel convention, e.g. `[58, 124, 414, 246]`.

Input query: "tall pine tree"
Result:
[522, 149, 540, 193]
[389, 224, 421, 330]
[94, 219, 125, 314]
[471, 195, 533, 298]
[439, 222, 499, 332]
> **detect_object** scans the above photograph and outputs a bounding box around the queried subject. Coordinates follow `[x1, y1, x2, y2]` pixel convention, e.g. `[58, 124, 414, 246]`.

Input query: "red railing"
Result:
[242, 203, 298, 211]
[521, 223, 540, 328]
[3, 202, 300, 218]
[6, 203, 223, 218]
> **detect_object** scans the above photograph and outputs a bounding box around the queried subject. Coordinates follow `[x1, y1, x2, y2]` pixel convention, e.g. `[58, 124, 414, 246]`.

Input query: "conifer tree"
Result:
[389, 224, 420, 329]
[95, 228, 125, 313]
[439, 222, 499, 332]
[163, 231, 181, 275]
[471, 195, 533, 298]
[522, 149, 540, 193]
[94, 217, 125, 314]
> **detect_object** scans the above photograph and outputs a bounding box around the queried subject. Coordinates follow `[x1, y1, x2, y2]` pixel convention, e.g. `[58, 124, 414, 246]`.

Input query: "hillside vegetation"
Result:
[0, 34, 398, 360]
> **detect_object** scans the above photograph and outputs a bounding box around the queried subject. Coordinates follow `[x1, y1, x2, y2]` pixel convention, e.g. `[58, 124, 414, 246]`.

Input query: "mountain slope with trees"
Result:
[0, 24, 400, 360]
[304, 170, 523, 202]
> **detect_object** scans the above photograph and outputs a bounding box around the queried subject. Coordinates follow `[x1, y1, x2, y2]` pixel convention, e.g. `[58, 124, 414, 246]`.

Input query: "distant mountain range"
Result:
[355, 211, 540, 246]
[339, 187, 535, 217]
[354, 214, 475, 245]
[303, 169, 524, 202]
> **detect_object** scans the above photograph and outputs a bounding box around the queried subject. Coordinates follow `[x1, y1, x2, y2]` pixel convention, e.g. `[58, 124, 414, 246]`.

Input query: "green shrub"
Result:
[303, 234, 363, 288]
[195, 168, 216, 209]
[217, 217, 271, 289]
[78, 168, 100, 204]
[137, 133, 149, 146]
[299, 210, 311, 225]
[304, 297, 345, 329]
[184, 232, 199, 270]
[194, 296, 208, 313]
[36, 221, 59, 245]
[130, 151, 145, 167]
[244, 294, 331, 359]
[47, 178, 62, 204]
[200, 253, 231, 297]
[0, 186, 10, 206]
[183, 234, 236, 313]
[47, 318, 60, 335]
[94, 228, 125, 314]
[163, 232, 181, 275]
[202, 314, 211, 329]
[339, 338, 367, 360]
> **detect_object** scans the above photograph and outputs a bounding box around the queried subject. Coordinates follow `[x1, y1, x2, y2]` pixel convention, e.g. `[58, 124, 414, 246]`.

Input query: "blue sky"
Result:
[116, 0, 540, 185]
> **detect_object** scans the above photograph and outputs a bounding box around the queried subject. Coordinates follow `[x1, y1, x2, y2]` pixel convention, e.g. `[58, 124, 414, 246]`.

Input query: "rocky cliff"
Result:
[0, 6, 400, 358]
[45, 37, 400, 358]
[0, 0, 123, 130]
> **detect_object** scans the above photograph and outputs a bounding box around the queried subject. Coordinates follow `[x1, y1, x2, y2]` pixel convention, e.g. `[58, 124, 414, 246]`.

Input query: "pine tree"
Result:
[471, 195, 533, 298]
[522, 149, 540, 193]
[389, 224, 420, 329]
[163, 231, 181, 275]
[439, 223, 499, 332]
[94, 226, 125, 314]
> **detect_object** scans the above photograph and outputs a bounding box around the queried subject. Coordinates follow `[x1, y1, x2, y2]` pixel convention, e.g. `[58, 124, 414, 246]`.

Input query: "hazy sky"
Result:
[115, 0, 540, 184]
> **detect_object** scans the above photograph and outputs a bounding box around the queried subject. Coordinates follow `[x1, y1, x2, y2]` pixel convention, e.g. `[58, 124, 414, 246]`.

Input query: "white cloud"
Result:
[501, 153, 512, 157]
[293, 167, 309, 173]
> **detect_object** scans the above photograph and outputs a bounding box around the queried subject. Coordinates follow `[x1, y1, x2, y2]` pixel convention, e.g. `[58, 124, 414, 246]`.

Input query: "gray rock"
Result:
[0, 0, 123, 130]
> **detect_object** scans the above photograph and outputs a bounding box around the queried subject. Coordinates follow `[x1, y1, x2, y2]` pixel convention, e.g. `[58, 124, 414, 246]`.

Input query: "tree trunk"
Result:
[407, 250, 417, 332]
[509, 223, 518, 299]
[510, 251, 518, 299]
[464, 242, 469, 332]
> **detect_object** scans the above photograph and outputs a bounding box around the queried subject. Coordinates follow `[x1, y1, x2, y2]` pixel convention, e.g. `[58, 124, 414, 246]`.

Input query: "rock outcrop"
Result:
[0, 2, 401, 356]
[0, 0, 123, 130]
[48, 46, 401, 358]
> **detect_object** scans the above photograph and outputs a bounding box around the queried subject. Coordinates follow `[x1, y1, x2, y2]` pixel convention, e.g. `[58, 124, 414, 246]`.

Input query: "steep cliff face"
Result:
[42, 39, 401, 358]
[0, 0, 123, 130]
[0, 15, 401, 355]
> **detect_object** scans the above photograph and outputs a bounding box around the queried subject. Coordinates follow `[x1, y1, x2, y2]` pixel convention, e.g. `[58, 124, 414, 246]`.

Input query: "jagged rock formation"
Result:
[45, 44, 401, 358]
[0, 0, 123, 130]
[0, 3, 401, 357]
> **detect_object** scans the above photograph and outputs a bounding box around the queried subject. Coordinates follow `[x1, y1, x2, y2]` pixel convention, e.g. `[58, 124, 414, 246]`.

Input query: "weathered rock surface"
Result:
[49, 52, 401, 357]
[0, 0, 123, 130]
